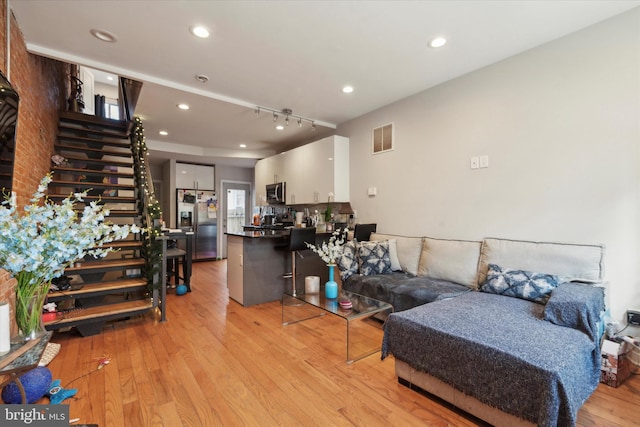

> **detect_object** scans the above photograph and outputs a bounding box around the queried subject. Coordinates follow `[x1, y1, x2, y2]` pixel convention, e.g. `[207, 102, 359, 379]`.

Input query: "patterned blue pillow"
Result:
[481, 264, 561, 304]
[337, 240, 359, 281]
[357, 240, 392, 276]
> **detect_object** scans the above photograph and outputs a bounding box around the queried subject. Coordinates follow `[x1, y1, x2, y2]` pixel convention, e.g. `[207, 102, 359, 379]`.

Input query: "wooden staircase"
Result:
[44, 111, 153, 337]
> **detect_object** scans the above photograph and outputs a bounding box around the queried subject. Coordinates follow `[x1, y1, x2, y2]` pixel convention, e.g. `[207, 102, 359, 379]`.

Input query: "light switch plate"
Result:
[480, 155, 489, 168]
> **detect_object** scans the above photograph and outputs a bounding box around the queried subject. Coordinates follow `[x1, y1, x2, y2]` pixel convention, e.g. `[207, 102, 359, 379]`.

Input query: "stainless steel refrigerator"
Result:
[176, 189, 217, 260]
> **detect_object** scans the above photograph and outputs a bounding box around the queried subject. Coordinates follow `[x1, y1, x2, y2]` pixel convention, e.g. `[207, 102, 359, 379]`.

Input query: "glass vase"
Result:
[15, 277, 49, 341]
[325, 264, 338, 299]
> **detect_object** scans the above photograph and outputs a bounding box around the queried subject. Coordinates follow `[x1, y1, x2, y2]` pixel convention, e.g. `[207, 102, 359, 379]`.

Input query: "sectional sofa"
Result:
[339, 233, 606, 427]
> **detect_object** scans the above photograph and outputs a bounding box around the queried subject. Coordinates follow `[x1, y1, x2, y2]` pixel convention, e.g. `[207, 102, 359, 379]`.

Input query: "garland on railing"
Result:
[130, 117, 163, 291]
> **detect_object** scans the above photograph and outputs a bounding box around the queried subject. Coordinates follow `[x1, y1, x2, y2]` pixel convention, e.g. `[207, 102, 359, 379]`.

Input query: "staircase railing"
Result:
[129, 117, 163, 306]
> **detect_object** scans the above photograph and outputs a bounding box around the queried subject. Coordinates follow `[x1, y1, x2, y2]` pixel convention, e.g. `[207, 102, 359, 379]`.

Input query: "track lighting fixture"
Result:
[256, 106, 319, 131]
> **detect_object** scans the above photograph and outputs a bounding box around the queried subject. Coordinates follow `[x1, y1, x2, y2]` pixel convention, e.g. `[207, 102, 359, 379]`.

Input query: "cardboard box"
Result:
[600, 339, 632, 387]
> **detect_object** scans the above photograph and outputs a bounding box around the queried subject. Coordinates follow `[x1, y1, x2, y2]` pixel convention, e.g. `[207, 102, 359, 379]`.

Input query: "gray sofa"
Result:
[341, 234, 606, 426]
[342, 233, 481, 311]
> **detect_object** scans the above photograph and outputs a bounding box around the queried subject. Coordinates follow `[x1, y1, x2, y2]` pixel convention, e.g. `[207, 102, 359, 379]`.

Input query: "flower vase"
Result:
[325, 264, 338, 299]
[15, 278, 49, 341]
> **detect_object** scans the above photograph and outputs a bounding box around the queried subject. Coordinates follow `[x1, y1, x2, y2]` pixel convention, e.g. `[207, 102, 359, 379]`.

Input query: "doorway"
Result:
[220, 181, 251, 258]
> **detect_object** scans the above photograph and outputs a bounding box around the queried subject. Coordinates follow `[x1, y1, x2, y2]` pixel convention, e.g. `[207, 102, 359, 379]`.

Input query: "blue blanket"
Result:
[382, 285, 604, 426]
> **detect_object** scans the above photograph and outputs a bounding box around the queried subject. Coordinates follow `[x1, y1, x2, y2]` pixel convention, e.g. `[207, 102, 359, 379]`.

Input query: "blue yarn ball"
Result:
[1, 366, 52, 404]
[176, 284, 188, 295]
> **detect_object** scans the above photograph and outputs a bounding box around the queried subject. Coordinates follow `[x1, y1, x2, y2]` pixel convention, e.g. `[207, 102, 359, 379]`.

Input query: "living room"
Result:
[1, 1, 639, 426]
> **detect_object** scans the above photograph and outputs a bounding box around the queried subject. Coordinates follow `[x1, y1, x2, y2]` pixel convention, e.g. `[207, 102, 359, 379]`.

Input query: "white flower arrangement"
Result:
[305, 228, 347, 265]
[0, 173, 140, 337]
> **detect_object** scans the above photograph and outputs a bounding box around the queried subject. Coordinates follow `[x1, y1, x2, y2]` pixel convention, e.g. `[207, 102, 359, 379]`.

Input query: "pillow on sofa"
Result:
[477, 238, 604, 287]
[417, 237, 482, 289]
[337, 240, 359, 281]
[358, 240, 392, 276]
[481, 264, 562, 303]
[370, 233, 422, 275]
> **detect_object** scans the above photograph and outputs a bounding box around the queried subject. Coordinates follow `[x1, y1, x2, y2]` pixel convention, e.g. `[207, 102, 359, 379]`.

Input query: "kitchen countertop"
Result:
[226, 229, 339, 239]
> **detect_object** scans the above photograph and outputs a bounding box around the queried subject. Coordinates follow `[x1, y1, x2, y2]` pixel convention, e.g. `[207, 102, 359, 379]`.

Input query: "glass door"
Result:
[220, 181, 251, 258]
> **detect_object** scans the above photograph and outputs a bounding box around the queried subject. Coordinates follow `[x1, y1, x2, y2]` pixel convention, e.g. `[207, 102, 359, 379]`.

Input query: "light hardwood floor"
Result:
[33, 261, 640, 426]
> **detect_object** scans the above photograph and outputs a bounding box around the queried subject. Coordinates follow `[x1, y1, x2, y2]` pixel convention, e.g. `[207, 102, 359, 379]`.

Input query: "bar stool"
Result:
[354, 223, 377, 242]
[166, 247, 187, 289]
[284, 227, 316, 296]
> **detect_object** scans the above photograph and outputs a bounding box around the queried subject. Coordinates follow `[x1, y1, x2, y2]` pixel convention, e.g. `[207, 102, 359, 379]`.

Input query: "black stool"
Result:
[354, 223, 377, 241]
[166, 247, 187, 289]
[284, 227, 316, 296]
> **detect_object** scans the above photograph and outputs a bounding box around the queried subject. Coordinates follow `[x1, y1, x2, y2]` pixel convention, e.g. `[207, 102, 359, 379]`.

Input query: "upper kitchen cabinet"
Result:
[299, 135, 349, 204]
[255, 153, 289, 205]
[256, 135, 349, 205]
[175, 162, 215, 190]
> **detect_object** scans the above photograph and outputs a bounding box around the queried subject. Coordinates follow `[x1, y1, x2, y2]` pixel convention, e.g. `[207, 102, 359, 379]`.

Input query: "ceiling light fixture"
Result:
[195, 74, 209, 83]
[106, 76, 114, 81]
[342, 85, 354, 94]
[159, 130, 168, 136]
[428, 36, 447, 48]
[90, 28, 118, 43]
[239, 144, 247, 148]
[190, 25, 210, 38]
[257, 106, 319, 132]
[177, 103, 190, 110]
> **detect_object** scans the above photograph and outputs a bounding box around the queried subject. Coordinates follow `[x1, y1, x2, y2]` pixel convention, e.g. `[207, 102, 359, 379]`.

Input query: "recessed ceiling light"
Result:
[342, 85, 354, 94]
[90, 28, 118, 43]
[190, 25, 210, 38]
[195, 74, 209, 83]
[428, 36, 447, 48]
[239, 144, 247, 148]
[177, 103, 190, 110]
[159, 130, 168, 136]
[275, 125, 284, 131]
[106, 76, 114, 81]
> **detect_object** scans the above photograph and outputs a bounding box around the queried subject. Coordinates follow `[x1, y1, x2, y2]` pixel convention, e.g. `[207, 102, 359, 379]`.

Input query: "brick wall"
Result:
[0, 1, 69, 334]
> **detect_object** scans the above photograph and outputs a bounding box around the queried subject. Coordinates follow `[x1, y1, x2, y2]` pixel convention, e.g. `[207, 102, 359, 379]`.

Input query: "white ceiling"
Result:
[10, 0, 640, 168]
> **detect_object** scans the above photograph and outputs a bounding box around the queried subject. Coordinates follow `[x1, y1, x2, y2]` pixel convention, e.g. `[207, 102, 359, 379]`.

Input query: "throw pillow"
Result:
[337, 240, 359, 281]
[480, 264, 561, 304]
[358, 240, 392, 276]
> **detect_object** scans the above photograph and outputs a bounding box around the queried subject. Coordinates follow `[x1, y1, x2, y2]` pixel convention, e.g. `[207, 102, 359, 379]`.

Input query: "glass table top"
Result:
[283, 289, 392, 321]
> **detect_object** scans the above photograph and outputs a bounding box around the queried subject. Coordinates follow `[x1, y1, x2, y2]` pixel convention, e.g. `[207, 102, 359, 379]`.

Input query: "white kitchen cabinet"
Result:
[175, 163, 215, 190]
[255, 154, 290, 204]
[288, 136, 349, 204]
[255, 135, 349, 205]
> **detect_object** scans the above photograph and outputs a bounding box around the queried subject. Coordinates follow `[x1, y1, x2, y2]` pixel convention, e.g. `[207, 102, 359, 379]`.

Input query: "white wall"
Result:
[337, 9, 640, 321]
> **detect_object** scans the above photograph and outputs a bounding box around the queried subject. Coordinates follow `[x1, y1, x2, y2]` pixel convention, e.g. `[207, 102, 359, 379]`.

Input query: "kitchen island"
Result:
[226, 230, 332, 307]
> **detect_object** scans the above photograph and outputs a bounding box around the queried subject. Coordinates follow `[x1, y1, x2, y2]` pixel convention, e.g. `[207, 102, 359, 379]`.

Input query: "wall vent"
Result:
[372, 123, 393, 154]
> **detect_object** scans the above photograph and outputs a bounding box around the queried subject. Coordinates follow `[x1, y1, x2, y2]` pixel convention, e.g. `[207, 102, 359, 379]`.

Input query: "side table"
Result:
[0, 331, 52, 403]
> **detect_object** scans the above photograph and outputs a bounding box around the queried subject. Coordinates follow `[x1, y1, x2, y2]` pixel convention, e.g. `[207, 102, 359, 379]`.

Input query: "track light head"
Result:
[273, 112, 278, 122]
[311, 121, 316, 131]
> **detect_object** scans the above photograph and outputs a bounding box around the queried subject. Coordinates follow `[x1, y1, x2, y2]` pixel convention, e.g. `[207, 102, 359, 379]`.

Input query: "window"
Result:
[372, 123, 393, 154]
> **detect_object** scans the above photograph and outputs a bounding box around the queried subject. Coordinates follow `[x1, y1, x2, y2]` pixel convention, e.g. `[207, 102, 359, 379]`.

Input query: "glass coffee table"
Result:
[282, 289, 393, 364]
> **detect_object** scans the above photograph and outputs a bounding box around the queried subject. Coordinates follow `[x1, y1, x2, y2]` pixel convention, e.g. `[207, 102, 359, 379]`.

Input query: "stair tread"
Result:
[48, 278, 147, 299]
[44, 299, 152, 326]
[100, 241, 143, 249]
[47, 194, 137, 202]
[51, 166, 134, 178]
[55, 143, 133, 158]
[61, 154, 133, 167]
[51, 179, 135, 189]
[65, 258, 145, 272]
[59, 111, 129, 132]
[57, 133, 130, 147]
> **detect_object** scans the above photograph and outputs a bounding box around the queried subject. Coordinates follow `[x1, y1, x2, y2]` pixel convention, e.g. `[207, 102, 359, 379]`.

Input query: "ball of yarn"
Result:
[1, 366, 52, 404]
[176, 284, 188, 295]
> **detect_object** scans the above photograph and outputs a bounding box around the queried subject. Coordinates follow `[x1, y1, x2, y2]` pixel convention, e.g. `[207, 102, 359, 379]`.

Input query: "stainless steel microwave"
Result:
[266, 182, 286, 204]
